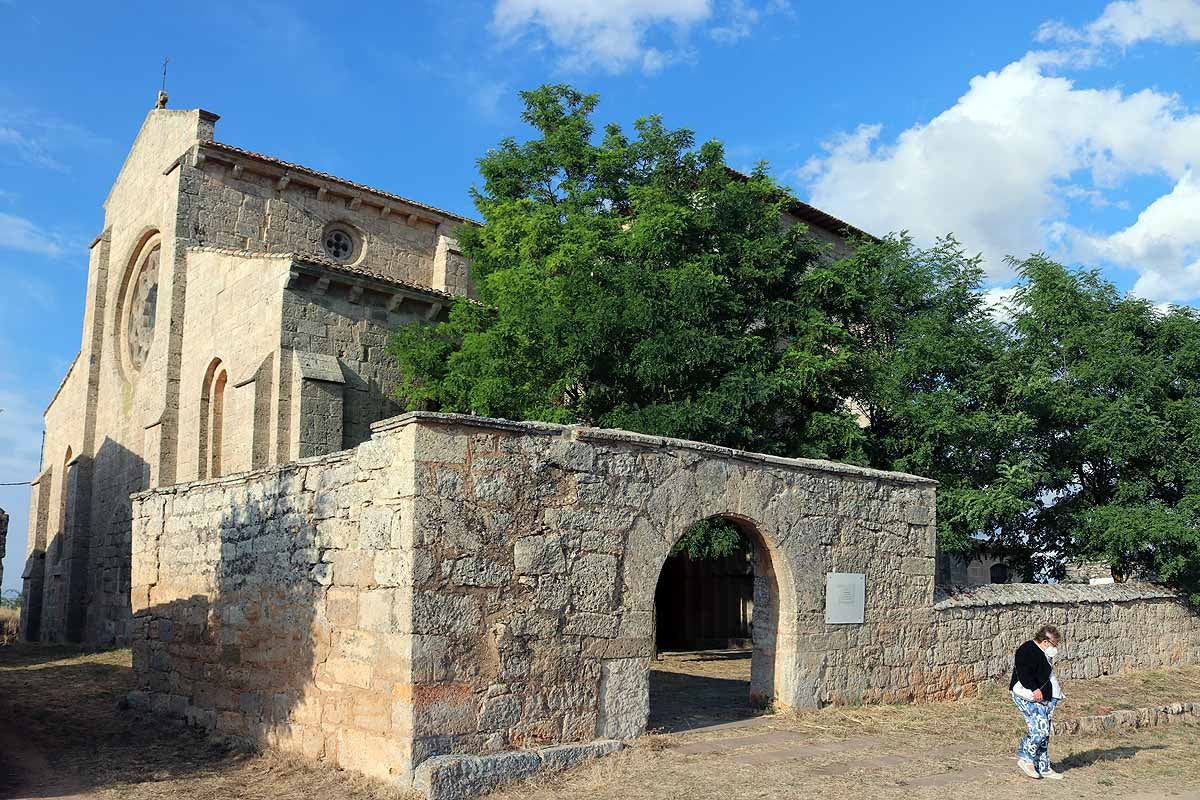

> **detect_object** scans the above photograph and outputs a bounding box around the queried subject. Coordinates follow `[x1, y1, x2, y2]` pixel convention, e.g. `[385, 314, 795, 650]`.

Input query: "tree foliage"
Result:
[1002, 257, 1200, 598]
[392, 85, 1200, 600]
[390, 84, 863, 459]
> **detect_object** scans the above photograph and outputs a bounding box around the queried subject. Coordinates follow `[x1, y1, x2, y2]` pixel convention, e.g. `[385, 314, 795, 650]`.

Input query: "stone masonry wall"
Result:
[132, 412, 938, 784]
[921, 583, 1200, 698]
[175, 249, 289, 482]
[281, 274, 433, 452]
[130, 434, 419, 783]
[188, 158, 454, 290]
[130, 414, 1200, 794]
[27, 108, 210, 646]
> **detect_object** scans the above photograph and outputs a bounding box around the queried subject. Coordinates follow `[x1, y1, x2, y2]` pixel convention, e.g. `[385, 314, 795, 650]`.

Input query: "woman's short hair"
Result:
[1035, 624, 1060, 643]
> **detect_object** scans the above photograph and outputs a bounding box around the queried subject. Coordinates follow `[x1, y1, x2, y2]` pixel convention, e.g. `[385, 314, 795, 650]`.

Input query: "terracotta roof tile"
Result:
[724, 166, 876, 242]
[289, 252, 459, 300]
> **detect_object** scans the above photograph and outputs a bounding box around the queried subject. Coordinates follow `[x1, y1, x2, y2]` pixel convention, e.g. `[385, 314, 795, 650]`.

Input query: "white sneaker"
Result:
[1018, 760, 1041, 779]
[1040, 767, 1064, 780]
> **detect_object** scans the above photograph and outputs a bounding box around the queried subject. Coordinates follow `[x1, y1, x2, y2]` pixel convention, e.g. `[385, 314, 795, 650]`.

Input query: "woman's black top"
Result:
[1010, 639, 1052, 699]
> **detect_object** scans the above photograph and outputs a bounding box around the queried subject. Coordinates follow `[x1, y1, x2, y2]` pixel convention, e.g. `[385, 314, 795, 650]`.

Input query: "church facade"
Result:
[21, 101, 861, 646]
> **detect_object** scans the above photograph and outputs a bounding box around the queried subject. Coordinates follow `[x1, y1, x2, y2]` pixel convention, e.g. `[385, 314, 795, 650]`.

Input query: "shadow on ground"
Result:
[0, 644, 401, 800]
[0, 645, 248, 799]
[1060, 744, 1167, 771]
[648, 650, 765, 733]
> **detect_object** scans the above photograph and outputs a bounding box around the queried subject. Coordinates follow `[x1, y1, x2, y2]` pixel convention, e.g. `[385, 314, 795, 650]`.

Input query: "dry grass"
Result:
[2, 642, 1199, 800]
[0, 607, 19, 645]
[490, 666, 1200, 800]
[0, 643, 414, 800]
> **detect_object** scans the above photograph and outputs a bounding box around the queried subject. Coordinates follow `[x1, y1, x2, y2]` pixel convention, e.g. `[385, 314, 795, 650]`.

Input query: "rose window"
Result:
[323, 227, 355, 262]
[126, 246, 160, 371]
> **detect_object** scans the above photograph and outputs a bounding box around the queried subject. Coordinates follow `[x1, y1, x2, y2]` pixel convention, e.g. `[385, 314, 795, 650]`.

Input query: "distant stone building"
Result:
[22, 98, 865, 645]
[1064, 561, 1118, 585]
[936, 550, 1013, 588]
[0, 506, 8, 591]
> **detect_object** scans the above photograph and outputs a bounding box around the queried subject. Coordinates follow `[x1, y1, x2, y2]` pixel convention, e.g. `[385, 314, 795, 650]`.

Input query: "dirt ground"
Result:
[0, 644, 411, 800]
[500, 651, 1200, 800]
[1, 643, 1199, 800]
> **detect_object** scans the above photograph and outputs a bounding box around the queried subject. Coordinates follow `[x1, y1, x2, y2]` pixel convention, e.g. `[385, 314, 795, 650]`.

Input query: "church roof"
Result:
[289, 252, 459, 301]
[183, 246, 461, 302]
[198, 141, 477, 226]
[786, 198, 876, 242]
[199, 142, 873, 243]
[724, 166, 876, 242]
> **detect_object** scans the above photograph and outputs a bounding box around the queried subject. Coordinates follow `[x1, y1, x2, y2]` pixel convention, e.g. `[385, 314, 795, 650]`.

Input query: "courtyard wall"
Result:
[129, 412, 1200, 790]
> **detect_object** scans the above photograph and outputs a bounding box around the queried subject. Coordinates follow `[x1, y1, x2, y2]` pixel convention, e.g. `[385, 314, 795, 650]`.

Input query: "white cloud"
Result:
[492, 0, 711, 73]
[0, 108, 104, 172]
[710, 0, 759, 43]
[0, 125, 64, 170]
[491, 0, 783, 73]
[1039, 0, 1200, 48]
[0, 212, 63, 257]
[982, 285, 1021, 325]
[799, 52, 1200, 298]
[1074, 170, 1200, 300]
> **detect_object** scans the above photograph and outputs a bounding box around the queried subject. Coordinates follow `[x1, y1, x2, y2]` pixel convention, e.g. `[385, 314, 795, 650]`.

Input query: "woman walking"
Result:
[1010, 624, 1064, 779]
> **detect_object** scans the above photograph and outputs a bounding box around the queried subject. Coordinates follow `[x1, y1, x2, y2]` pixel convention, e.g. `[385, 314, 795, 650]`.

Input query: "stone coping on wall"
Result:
[933, 582, 1180, 609]
[129, 449, 354, 502]
[371, 411, 938, 487]
[129, 410, 937, 505]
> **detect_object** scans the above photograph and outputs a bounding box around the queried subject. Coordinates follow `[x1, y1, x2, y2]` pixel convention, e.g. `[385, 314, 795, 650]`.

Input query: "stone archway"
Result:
[647, 514, 798, 731]
[601, 504, 804, 740]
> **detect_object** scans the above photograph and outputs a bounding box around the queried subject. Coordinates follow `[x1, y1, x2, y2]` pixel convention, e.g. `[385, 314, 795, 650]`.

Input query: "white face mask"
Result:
[1045, 645, 1058, 659]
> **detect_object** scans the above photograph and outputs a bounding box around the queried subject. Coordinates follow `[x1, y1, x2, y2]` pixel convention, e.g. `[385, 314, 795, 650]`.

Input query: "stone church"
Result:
[21, 99, 863, 646]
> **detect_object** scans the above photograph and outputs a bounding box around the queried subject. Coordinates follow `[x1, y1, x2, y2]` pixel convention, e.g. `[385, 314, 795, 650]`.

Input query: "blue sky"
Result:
[2, 0, 1199, 593]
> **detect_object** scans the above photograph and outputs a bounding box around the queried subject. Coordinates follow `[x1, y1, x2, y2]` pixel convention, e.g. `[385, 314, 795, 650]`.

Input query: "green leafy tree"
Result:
[390, 84, 1200, 595]
[823, 235, 1039, 571]
[1004, 257, 1200, 598]
[391, 85, 864, 460]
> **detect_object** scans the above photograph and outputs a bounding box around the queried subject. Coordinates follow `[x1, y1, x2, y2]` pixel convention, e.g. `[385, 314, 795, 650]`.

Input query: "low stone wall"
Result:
[128, 412, 1200, 795]
[129, 444, 416, 782]
[1053, 700, 1200, 737]
[916, 583, 1200, 701]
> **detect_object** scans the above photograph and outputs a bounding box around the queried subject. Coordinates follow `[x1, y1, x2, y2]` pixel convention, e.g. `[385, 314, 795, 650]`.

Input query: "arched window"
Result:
[990, 562, 1011, 584]
[199, 360, 228, 479]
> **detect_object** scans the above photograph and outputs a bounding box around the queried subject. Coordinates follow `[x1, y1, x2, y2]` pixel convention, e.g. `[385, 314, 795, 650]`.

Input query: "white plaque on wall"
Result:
[825, 572, 866, 624]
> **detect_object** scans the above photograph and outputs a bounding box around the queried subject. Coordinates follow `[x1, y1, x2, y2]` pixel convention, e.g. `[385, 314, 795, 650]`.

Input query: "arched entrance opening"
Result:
[648, 514, 788, 731]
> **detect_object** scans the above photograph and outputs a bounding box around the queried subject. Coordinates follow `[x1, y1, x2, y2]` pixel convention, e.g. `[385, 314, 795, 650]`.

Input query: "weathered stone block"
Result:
[451, 556, 510, 587]
[413, 751, 542, 800]
[360, 505, 399, 549]
[538, 739, 623, 771]
[570, 553, 619, 612]
[596, 657, 648, 739]
[478, 694, 521, 732]
[514, 534, 565, 575]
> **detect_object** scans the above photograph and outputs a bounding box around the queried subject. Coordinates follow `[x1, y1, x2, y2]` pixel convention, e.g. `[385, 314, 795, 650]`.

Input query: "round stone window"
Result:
[126, 244, 161, 372]
[323, 226, 357, 262]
